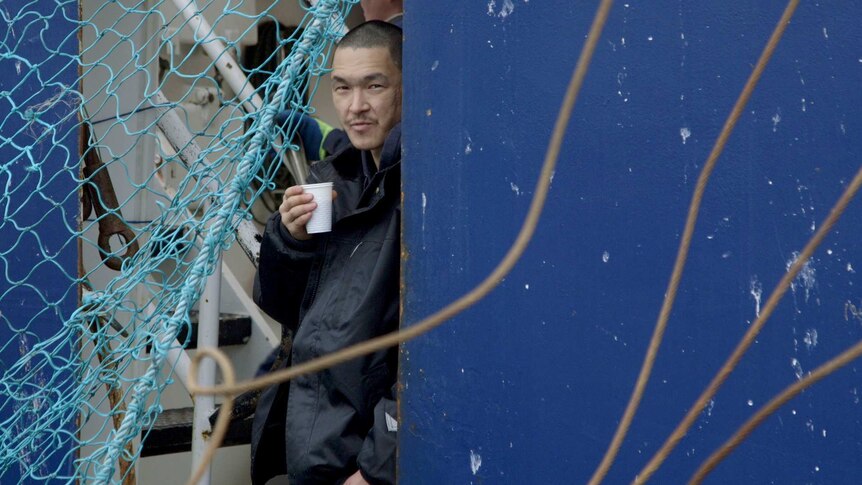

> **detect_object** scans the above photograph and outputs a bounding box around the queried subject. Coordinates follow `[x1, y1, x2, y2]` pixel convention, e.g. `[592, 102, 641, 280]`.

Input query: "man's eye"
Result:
[369, 84, 383, 89]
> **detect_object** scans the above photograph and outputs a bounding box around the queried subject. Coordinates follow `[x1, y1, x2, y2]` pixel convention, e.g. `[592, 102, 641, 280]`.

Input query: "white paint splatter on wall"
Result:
[786, 251, 816, 302]
[680, 127, 691, 144]
[421, 193, 427, 246]
[470, 449, 482, 475]
[500, 0, 515, 18]
[750, 276, 763, 317]
[803, 329, 818, 350]
[791, 358, 804, 380]
[487, 0, 514, 19]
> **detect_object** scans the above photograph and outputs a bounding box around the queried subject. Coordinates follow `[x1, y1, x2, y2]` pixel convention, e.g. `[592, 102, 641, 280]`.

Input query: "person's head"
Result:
[360, 0, 403, 22]
[331, 21, 402, 165]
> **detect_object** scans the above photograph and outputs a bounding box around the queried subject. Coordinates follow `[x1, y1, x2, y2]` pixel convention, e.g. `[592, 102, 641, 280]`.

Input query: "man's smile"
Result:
[349, 120, 375, 133]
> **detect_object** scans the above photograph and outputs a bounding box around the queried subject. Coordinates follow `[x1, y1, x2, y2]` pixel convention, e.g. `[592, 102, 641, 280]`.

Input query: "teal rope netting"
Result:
[0, 0, 354, 482]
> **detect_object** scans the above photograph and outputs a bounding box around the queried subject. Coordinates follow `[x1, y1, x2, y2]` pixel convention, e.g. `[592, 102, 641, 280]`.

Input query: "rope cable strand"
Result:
[184, 0, 615, 478]
[628, 4, 862, 481]
[589, 1, 800, 483]
[689, 273, 862, 484]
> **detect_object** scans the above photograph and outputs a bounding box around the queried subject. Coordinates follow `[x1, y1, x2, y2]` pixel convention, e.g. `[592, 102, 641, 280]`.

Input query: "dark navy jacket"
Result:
[252, 126, 401, 485]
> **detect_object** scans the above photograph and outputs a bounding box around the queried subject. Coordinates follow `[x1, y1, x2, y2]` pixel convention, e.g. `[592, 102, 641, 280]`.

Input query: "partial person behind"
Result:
[360, 0, 403, 28]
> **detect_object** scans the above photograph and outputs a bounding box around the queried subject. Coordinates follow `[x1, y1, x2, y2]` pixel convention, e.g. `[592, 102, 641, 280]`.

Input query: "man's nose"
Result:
[348, 91, 368, 113]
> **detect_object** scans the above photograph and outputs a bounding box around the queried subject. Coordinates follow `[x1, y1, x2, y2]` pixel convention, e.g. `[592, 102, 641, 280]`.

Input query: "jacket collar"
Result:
[330, 123, 401, 178]
[330, 124, 401, 222]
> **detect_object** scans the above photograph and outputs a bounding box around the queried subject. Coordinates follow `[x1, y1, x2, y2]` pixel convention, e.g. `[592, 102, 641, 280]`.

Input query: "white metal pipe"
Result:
[190, 251, 222, 485]
[168, 0, 308, 183]
[145, 299, 194, 391]
[152, 89, 262, 264]
[164, 345, 194, 391]
[220, 258, 279, 346]
[170, 0, 262, 113]
[152, 90, 221, 194]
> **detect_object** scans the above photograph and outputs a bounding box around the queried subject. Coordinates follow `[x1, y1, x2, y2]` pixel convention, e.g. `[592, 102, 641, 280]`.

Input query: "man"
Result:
[279, 3, 403, 159]
[252, 21, 403, 485]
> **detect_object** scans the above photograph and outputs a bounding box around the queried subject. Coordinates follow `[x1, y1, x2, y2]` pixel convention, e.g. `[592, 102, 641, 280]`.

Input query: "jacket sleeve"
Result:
[356, 383, 398, 485]
[253, 210, 318, 334]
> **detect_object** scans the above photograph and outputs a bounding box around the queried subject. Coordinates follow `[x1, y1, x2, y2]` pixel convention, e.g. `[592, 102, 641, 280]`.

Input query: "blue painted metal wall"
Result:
[401, 2, 862, 483]
[0, 1, 79, 481]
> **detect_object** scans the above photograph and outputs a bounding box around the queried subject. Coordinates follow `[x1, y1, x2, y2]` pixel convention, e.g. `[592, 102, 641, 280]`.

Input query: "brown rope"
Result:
[80, 283, 136, 481]
[638, 129, 862, 479]
[183, 0, 615, 481]
[630, 11, 862, 485]
[689, 283, 862, 484]
[93, 328, 137, 485]
[589, 1, 800, 484]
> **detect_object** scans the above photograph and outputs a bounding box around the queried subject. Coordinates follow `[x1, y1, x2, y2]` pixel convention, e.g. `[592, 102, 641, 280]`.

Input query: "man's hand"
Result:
[280, 185, 316, 241]
[343, 470, 370, 485]
[279, 185, 336, 241]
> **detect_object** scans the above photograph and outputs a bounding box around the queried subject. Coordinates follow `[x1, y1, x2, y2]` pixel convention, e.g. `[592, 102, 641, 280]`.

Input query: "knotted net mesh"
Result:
[0, 0, 353, 482]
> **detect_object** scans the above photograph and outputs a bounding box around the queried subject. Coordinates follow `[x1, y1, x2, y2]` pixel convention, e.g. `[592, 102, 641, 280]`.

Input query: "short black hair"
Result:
[336, 20, 402, 70]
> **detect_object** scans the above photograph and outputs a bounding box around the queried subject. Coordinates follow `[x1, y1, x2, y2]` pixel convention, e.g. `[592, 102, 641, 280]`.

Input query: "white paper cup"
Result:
[301, 182, 333, 234]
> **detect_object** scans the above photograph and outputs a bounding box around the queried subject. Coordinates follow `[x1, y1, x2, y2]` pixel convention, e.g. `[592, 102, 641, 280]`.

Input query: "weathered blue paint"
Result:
[0, 1, 79, 481]
[401, 2, 862, 483]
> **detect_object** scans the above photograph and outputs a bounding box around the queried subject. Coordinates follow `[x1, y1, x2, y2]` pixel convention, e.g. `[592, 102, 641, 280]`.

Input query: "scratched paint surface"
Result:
[401, 2, 862, 483]
[0, 1, 79, 481]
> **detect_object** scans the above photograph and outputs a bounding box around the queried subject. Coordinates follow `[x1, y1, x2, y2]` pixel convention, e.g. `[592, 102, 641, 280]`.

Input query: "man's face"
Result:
[331, 46, 402, 161]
